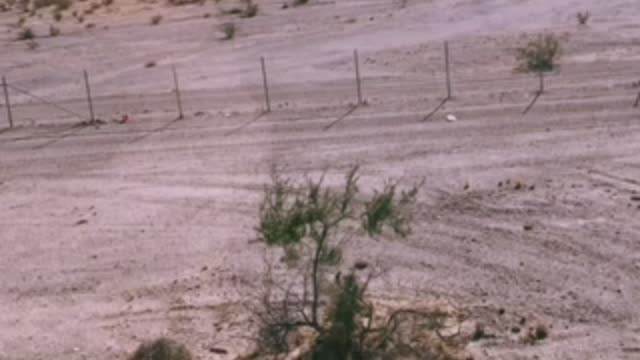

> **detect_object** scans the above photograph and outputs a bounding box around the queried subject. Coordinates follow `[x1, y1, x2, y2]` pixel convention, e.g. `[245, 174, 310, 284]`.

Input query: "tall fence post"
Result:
[354, 49, 362, 105]
[444, 41, 452, 99]
[260, 57, 271, 113]
[83, 70, 95, 124]
[2, 76, 13, 129]
[539, 71, 545, 94]
[172, 65, 184, 120]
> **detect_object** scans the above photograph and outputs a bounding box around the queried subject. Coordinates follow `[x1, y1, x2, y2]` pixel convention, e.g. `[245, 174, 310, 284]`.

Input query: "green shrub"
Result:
[516, 33, 561, 73]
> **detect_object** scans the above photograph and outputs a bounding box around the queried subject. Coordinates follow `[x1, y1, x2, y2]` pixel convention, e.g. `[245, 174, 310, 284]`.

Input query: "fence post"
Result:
[2, 76, 13, 128]
[172, 65, 184, 120]
[354, 49, 362, 105]
[444, 41, 452, 99]
[260, 57, 271, 113]
[83, 70, 95, 124]
[538, 71, 545, 94]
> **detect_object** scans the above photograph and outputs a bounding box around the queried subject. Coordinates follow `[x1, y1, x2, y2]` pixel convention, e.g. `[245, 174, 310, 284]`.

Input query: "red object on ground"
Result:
[121, 114, 129, 123]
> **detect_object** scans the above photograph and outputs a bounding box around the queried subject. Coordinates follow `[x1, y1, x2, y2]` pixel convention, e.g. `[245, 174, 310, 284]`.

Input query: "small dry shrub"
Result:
[577, 11, 590, 25]
[516, 33, 561, 73]
[128, 338, 192, 360]
[33, 0, 71, 10]
[524, 324, 548, 345]
[292, 0, 308, 5]
[145, 60, 156, 68]
[240, 0, 257, 17]
[167, 0, 202, 6]
[49, 24, 60, 36]
[53, 10, 62, 20]
[150, 14, 162, 25]
[17, 26, 34, 40]
[221, 22, 235, 40]
[101, 0, 113, 6]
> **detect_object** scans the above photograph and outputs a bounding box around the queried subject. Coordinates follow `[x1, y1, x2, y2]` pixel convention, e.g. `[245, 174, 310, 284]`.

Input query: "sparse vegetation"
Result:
[240, 0, 257, 18]
[292, 0, 308, 6]
[53, 10, 62, 21]
[250, 166, 466, 359]
[145, 60, 156, 68]
[128, 338, 192, 360]
[150, 14, 162, 25]
[33, 0, 71, 10]
[577, 11, 590, 25]
[524, 324, 549, 344]
[49, 24, 60, 36]
[167, 0, 203, 6]
[17, 26, 34, 40]
[516, 33, 561, 73]
[221, 22, 235, 40]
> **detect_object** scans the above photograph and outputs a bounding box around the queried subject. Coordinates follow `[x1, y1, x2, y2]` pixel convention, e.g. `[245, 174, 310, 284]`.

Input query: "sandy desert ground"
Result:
[1, 0, 640, 359]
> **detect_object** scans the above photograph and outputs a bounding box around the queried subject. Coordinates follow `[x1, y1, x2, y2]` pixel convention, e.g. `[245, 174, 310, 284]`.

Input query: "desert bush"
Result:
[33, 0, 71, 10]
[145, 60, 156, 68]
[167, 0, 203, 6]
[523, 324, 548, 345]
[221, 22, 235, 40]
[292, 0, 308, 6]
[128, 338, 192, 360]
[577, 11, 590, 25]
[516, 33, 561, 73]
[49, 24, 60, 36]
[101, 0, 113, 6]
[150, 14, 162, 25]
[53, 10, 62, 20]
[240, 0, 257, 17]
[251, 167, 465, 359]
[16, 26, 34, 40]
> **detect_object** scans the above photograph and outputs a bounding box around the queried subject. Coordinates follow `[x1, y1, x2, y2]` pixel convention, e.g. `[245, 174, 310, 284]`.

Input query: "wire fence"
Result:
[2, 39, 639, 133]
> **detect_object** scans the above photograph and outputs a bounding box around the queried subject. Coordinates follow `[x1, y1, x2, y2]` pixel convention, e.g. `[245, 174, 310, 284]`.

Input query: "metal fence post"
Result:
[2, 76, 13, 128]
[260, 57, 271, 113]
[444, 41, 452, 99]
[172, 65, 184, 119]
[354, 49, 362, 105]
[83, 70, 95, 124]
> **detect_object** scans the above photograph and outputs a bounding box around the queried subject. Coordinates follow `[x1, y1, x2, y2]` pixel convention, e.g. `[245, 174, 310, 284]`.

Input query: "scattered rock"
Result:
[354, 261, 368, 270]
[201, 266, 208, 272]
[498, 308, 505, 316]
[75, 219, 88, 226]
[209, 347, 228, 354]
[511, 326, 521, 334]
[523, 224, 533, 231]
